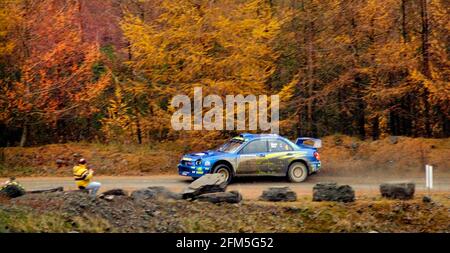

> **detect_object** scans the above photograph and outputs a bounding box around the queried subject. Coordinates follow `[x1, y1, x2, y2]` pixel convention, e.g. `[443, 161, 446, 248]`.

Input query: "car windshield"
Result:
[217, 139, 244, 153]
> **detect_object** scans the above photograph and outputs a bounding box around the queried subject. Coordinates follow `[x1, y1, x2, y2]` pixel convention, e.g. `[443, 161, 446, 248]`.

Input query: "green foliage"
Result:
[100, 44, 117, 61]
[92, 62, 107, 81]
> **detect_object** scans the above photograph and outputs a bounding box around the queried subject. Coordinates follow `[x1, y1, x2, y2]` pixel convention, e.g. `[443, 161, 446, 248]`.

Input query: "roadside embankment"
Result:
[0, 135, 448, 177]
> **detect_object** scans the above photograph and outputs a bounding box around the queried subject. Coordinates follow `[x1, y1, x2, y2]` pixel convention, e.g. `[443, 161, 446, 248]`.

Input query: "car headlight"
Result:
[204, 161, 211, 167]
[195, 159, 202, 166]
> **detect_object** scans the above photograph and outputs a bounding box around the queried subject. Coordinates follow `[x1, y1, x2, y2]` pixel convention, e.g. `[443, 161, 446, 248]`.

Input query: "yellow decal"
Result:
[264, 152, 306, 159]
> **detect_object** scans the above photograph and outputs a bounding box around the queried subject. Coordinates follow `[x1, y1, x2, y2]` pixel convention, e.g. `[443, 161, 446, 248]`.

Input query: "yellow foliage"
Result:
[0, 0, 21, 56]
[121, 0, 284, 97]
[101, 85, 135, 142]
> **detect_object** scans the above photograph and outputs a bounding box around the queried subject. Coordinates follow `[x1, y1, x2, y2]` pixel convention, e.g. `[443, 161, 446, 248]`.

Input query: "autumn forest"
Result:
[0, 0, 448, 147]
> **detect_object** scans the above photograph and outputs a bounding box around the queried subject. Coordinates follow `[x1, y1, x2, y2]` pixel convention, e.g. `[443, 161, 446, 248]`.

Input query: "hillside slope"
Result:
[0, 136, 448, 177]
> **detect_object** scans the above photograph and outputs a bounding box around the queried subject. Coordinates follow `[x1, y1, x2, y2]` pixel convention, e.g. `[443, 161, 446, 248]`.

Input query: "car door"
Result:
[266, 138, 295, 174]
[236, 140, 269, 175]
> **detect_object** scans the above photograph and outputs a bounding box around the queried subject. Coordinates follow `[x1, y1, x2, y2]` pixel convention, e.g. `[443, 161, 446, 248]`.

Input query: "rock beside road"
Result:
[55, 159, 69, 167]
[196, 191, 242, 204]
[131, 186, 181, 201]
[313, 182, 355, 203]
[259, 187, 297, 202]
[389, 136, 399, 144]
[27, 187, 64, 194]
[182, 174, 228, 199]
[99, 189, 128, 200]
[422, 196, 432, 203]
[0, 184, 26, 199]
[4, 185, 450, 233]
[380, 182, 415, 200]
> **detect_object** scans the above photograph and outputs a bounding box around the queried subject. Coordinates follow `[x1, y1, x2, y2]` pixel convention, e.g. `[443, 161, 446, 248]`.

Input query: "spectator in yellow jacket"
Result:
[73, 158, 101, 197]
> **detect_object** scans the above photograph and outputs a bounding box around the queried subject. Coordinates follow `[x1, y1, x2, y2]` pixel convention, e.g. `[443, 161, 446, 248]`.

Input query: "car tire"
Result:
[287, 162, 308, 183]
[212, 164, 233, 184]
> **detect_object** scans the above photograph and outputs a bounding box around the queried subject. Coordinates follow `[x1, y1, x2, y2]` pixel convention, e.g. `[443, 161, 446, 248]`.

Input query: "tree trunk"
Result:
[371, 116, 380, 140]
[420, 0, 431, 78]
[337, 89, 346, 134]
[395, 110, 401, 135]
[401, 0, 408, 42]
[296, 110, 303, 137]
[442, 109, 450, 137]
[136, 115, 142, 144]
[77, 0, 85, 43]
[420, 0, 432, 137]
[306, 21, 314, 137]
[357, 94, 366, 140]
[20, 123, 28, 147]
[389, 111, 397, 135]
[422, 92, 432, 138]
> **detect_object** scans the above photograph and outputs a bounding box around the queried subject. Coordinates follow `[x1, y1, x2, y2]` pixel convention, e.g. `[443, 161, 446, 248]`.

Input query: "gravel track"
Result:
[3, 174, 449, 199]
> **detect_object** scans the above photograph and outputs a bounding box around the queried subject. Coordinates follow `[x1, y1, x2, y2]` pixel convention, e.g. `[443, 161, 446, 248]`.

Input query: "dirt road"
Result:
[4, 174, 450, 200]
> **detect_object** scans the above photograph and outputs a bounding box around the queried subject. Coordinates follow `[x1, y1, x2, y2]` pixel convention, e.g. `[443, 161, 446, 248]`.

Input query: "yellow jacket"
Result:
[73, 164, 93, 188]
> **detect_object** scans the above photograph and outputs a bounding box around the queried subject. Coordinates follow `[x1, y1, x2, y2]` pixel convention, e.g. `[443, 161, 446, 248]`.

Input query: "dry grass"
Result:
[320, 135, 450, 177]
[0, 207, 113, 233]
[0, 142, 183, 177]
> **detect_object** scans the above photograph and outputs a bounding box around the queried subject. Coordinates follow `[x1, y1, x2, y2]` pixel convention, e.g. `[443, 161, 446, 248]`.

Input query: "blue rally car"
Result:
[178, 134, 321, 183]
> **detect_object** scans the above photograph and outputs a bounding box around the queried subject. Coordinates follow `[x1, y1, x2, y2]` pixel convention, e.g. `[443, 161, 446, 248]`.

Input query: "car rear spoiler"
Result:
[296, 138, 322, 148]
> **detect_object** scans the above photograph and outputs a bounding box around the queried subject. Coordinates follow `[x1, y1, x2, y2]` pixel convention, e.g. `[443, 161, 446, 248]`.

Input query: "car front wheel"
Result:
[212, 164, 233, 184]
[287, 162, 308, 183]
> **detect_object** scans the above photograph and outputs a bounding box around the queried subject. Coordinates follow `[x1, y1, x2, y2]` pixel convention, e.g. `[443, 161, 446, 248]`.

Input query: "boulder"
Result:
[313, 182, 355, 203]
[55, 159, 68, 167]
[27, 187, 64, 194]
[182, 174, 227, 199]
[380, 182, 415, 200]
[0, 183, 26, 199]
[196, 191, 242, 204]
[99, 189, 128, 199]
[102, 195, 115, 201]
[131, 186, 181, 201]
[259, 187, 297, 202]
[389, 136, 399, 144]
[422, 196, 432, 203]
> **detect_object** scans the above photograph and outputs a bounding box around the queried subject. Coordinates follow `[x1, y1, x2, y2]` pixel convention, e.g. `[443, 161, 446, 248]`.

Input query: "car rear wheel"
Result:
[213, 164, 233, 184]
[287, 162, 308, 183]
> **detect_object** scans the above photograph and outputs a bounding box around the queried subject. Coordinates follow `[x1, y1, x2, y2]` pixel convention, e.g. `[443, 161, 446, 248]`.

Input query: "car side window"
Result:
[240, 140, 268, 154]
[268, 139, 293, 152]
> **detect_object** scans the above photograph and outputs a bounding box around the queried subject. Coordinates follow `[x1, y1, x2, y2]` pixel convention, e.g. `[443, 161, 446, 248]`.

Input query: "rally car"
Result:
[178, 133, 321, 183]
